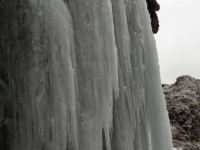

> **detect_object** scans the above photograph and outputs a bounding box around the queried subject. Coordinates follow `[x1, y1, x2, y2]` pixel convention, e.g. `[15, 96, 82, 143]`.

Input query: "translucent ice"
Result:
[0, 0, 173, 150]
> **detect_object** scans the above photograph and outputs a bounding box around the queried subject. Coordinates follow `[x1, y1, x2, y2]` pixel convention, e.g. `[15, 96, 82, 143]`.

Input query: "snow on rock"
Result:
[163, 75, 200, 150]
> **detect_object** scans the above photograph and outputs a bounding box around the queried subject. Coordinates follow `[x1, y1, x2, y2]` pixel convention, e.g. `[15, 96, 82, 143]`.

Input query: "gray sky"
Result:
[155, 0, 200, 83]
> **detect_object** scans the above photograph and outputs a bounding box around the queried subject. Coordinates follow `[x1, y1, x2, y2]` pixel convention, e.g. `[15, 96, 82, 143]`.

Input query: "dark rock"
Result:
[146, 0, 160, 34]
[163, 75, 200, 150]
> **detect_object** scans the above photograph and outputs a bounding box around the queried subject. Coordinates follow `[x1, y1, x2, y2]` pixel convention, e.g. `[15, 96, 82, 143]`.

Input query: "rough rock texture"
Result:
[163, 76, 200, 150]
[146, 0, 160, 33]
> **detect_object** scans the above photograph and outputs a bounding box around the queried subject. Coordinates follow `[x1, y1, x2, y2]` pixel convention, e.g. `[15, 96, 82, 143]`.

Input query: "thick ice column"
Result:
[0, 0, 78, 149]
[66, 1, 119, 149]
[141, 1, 174, 150]
[1, 0, 118, 150]
[111, 0, 173, 149]
[0, 0, 173, 150]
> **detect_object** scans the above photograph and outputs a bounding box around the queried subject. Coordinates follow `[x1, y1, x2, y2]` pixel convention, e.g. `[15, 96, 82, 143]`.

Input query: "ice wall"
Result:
[0, 0, 173, 150]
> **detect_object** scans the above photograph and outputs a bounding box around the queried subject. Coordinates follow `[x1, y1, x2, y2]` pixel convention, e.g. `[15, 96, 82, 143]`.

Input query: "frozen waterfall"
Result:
[0, 0, 173, 150]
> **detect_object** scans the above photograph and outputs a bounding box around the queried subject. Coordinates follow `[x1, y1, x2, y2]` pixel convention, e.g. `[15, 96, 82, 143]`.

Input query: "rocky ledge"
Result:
[163, 76, 200, 150]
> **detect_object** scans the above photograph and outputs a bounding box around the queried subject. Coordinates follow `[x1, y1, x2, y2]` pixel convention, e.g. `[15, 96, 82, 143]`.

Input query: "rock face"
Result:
[163, 76, 200, 150]
[0, 0, 172, 150]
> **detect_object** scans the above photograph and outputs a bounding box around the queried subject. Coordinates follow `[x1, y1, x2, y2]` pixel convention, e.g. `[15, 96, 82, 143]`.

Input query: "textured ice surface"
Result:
[0, 0, 173, 150]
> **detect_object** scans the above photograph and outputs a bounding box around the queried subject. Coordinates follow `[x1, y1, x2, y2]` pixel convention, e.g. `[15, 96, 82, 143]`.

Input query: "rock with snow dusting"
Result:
[163, 75, 200, 150]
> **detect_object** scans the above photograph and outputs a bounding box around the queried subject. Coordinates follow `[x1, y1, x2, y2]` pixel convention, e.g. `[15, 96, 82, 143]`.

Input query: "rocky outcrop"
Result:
[163, 76, 200, 149]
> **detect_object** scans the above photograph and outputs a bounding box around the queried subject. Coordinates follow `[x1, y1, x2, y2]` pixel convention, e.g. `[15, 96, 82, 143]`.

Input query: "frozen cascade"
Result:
[0, 0, 173, 150]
